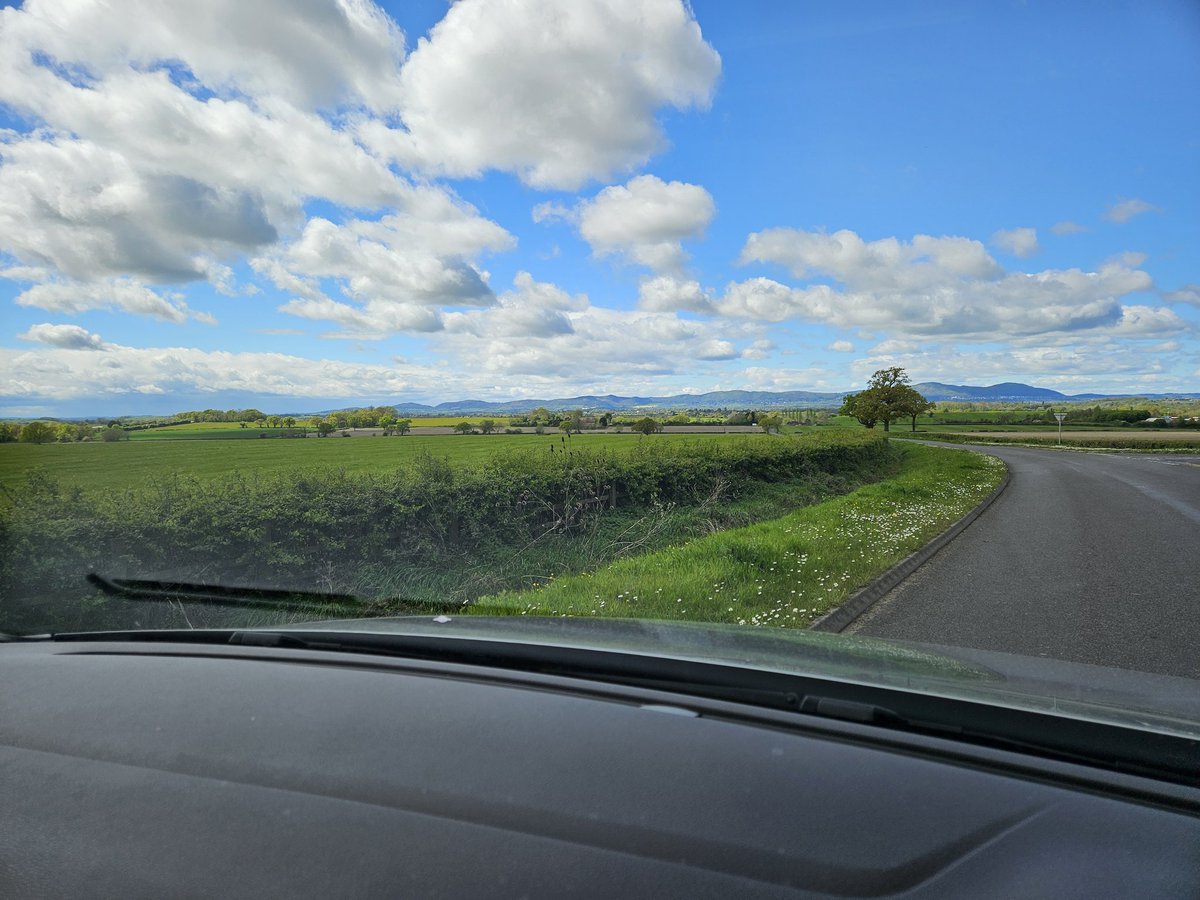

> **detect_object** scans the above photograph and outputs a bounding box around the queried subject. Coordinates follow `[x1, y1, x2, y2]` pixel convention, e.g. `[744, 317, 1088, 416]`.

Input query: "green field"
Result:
[127, 422, 284, 440]
[0, 432, 771, 496]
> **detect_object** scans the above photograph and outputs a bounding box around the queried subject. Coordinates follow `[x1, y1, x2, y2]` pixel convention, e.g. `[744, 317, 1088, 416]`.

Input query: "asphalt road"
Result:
[848, 443, 1200, 678]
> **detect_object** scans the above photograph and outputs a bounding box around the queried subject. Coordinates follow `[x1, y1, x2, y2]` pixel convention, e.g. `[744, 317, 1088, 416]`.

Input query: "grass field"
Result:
[908, 430, 1200, 450]
[127, 422, 284, 440]
[475, 443, 1004, 627]
[0, 431, 769, 496]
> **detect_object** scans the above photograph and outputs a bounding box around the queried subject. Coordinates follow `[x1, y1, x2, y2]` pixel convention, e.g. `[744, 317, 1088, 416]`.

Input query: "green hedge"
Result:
[1, 432, 890, 631]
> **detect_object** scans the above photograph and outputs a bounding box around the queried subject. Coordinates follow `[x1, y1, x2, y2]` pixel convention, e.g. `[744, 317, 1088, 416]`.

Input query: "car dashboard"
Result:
[2, 637, 1198, 898]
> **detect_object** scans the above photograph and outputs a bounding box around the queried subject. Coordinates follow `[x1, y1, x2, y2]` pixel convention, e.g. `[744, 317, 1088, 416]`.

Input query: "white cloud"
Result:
[827, 340, 855, 352]
[728, 228, 1162, 339]
[18, 323, 107, 350]
[0, 344, 450, 401]
[433, 272, 758, 381]
[362, 0, 721, 189]
[1110, 305, 1187, 337]
[637, 275, 715, 313]
[740, 339, 775, 360]
[1103, 198, 1158, 224]
[991, 227, 1039, 258]
[0, 0, 407, 114]
[0, 136, 279, 283]
[1050, 221, 1087, 236]
[567, 175, 715, 272]
[740, 228, 1002, 289]
[1163, 284, 1200, 307]
[256, 190, 515, 338]
[0, 0, 454, 307]
[14, 279, 194, 323]
[852, 338, 1187, 394]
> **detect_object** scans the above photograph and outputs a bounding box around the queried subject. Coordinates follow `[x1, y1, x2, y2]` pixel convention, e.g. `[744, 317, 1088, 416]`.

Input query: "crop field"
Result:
[1, 431, 775, 496]
[914, 430, 1200, 450]
[127, 422, 283, 440]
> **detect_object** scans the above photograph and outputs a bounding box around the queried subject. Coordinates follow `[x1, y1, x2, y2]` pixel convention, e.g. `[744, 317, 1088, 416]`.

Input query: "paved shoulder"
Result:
[849, 445, 1200, 678]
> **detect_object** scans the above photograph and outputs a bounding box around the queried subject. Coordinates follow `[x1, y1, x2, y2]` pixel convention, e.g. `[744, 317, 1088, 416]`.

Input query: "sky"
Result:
[0, 0, 1197, 417]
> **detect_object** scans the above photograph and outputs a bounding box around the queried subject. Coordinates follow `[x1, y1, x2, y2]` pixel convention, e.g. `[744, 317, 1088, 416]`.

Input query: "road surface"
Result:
[848, 443, 1200, 678]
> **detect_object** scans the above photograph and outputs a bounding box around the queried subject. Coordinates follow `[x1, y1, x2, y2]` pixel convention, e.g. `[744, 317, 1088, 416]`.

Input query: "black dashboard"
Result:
[2, 638, 1198, 898]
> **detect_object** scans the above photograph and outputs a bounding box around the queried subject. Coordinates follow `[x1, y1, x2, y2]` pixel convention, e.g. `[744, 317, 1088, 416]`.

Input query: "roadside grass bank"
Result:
[474, 443, 1005, 628]
[1, 432, 893, 633]
[904, 431, 1200, 451]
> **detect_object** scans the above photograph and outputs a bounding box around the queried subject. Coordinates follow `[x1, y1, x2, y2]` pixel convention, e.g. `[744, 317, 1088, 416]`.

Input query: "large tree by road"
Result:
[840, 367, 932, 432]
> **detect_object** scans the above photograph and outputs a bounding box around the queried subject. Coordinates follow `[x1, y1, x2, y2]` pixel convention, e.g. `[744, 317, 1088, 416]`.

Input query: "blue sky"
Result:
[1, 0, 1197, 416]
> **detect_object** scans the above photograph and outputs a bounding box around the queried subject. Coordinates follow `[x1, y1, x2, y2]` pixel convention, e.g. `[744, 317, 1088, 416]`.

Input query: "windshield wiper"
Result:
[86, 572, 365, 613]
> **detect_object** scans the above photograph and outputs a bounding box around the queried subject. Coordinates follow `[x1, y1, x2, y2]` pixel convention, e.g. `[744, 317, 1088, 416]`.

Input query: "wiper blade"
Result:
[86, 573, 364, 613]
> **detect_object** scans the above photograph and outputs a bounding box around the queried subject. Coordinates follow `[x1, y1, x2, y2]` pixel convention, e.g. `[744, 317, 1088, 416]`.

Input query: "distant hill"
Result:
[912, 382, 1068, 402]
[371, 381, 1200, 415]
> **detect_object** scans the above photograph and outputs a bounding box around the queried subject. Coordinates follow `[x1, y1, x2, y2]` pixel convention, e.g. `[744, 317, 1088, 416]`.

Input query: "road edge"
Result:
[808, 458, 1011, 634]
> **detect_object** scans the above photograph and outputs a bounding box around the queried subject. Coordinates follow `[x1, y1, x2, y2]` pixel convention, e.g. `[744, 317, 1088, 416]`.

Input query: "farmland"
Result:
[908, 430, 1200, 450]
[1, 430, 906, 633]
[0, 432, 752, 496]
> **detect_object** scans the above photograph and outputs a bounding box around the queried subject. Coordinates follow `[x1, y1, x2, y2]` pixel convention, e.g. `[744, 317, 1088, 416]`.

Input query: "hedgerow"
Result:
[1, 432, 891, 631]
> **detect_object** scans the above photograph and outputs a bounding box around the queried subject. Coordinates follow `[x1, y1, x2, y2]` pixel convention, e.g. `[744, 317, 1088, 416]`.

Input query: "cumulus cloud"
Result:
[1110, 305, 1187, 336]
[14, 279, 196, 323]
[255, 188, 514, 338]
[1162, 284, 1200, 307]
[740, 228, 1003, 289]
[1103, 198, 1158, 224]
[562, 175, 716, 272]
[727, 227, 1162, 340]
[362, 0, 721, 189]
[19, 323, 107, 350]
[0, 0, 407, 114]
[1050, 221, 1087, 236]
[637, 275, 715, 313]
[0, 0, 425, 316]
[827, 340, 854, 352]
[851, 337, 1184, 394]
[991, 227, 1039, 258]
[432, 272, 758, 382]
[0, 344, 455, 402]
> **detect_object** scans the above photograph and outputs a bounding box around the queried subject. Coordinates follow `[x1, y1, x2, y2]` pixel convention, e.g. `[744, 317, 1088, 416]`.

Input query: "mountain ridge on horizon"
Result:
[329, 381, 1200, 416]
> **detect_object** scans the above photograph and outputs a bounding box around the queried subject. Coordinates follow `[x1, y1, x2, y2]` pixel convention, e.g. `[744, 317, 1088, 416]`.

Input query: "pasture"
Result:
[1, 431, 773, 496]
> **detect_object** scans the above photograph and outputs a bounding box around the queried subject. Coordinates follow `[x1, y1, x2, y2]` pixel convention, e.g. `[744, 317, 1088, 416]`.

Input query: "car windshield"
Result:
[1, 0, 1198, 719]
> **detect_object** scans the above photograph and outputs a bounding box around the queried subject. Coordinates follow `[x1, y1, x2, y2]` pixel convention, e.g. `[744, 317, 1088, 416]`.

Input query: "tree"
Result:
[892, 390, 934, 432]
[394, 419, 412, 435]
[759, 413, 784, 434]
[839, 392, 880, 429]
[18, 421, 57, 444]
[100, 425, 127, 442]
[453, 421, 475, 434]
[479, 419, 496, 434]
[631, 417, 662, 435]
[283, 417, 296, 428]
[841, 368, 929, 432]
[316, 421, 336, 437]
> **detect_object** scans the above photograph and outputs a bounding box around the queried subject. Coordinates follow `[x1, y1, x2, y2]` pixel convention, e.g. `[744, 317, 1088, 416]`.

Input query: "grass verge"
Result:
[473, 443, 1005, 628]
